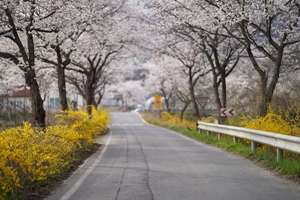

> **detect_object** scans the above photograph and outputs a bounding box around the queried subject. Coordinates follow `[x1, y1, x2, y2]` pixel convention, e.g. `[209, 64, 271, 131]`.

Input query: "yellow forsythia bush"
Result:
[0, 108, 109, 198]
[200, 116, 218, 124]
[283, 104, 300, 136]
[161, 112, 196, 129]
[241, 112, 299, 136]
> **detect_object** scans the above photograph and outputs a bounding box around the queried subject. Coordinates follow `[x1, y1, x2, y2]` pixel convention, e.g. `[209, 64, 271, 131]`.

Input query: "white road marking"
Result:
[135, 112, 214, 149]
[135, 112, 149, 125]
[60, 133, 112, 200]
[146, 119, 225, 153]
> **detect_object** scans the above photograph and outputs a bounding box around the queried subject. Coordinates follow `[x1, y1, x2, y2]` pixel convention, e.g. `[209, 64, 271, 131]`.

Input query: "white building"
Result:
[0, 84, 86, 113]
[0, 87, 32, 112]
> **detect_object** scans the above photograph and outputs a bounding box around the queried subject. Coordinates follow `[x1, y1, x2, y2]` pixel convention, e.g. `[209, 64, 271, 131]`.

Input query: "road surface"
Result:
[48, 112, 300, 200]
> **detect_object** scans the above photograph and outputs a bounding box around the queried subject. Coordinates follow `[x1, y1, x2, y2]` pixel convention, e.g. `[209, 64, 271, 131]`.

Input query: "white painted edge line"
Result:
[136, 112, 149, 125]
[136, 112, 184, 134]
[152, 125, 228, 154]
[136, 112, 218, 148]
[136, 112, 216, 151]
[136, 112, 201, 144]
[60, 132, 112, 200]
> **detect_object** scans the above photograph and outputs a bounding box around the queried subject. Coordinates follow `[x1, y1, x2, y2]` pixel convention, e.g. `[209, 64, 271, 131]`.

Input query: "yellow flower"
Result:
[0, 108, 109, 197]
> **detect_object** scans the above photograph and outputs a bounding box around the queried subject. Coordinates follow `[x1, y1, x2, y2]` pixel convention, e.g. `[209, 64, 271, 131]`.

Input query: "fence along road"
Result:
[198, 121, 300, 162]
[48, 112, 300, 200]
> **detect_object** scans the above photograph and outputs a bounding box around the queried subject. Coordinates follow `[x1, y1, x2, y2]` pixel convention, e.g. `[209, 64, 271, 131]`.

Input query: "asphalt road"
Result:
[47, 112, 300, 200]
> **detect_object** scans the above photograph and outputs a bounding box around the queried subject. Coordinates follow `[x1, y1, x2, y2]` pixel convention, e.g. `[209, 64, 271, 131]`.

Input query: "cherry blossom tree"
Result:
[145, 0, 242, 119]
[38, 0, 124, 111]
[163, 41, 210, 117]
[66, 26, 124, 113]
[0, 0, 70, 126]
[207, 0, 300, 116]
[146, 0, 300, 117]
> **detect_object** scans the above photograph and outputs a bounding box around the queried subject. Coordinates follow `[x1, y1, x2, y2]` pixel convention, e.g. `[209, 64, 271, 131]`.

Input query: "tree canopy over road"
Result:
[0, 0, 300, 125]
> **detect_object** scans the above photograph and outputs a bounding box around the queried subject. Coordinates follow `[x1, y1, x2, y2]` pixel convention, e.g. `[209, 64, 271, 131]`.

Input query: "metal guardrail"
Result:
[197, 122, 300, 162]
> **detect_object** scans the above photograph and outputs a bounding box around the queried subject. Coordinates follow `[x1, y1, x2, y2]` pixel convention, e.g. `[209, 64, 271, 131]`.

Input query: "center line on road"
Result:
[59, 132, 112, 200]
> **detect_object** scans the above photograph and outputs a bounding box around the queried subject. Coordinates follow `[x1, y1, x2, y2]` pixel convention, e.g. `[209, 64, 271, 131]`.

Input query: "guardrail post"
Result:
[276, 148, 283, 162]
[206, 131, 210, 136]
[217, 133, 221, 140]
[251, 141, 257, 153]
[233, 136, 238, 144]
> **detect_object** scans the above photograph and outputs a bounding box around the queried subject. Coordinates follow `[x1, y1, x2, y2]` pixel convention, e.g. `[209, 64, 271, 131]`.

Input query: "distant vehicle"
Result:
[133, 104, 144, 112]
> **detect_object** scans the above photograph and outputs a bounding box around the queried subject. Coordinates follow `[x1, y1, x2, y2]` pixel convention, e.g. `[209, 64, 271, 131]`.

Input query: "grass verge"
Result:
[143, 113, 300, 182]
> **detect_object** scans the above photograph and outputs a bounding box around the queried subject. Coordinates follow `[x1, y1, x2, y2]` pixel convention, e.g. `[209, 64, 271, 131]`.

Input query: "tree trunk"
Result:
[180, 102, 190, 121]
[213, 84, 225, 124]
[241, 23, 284, 117]
[86, 95, 94, 115]
[244, 45, 269, 117]
[85, 86, 96, 115]
[96, 93, 104, 106]
[55, 46, 69, 111]
[86, 99, 93, 116]
[4, 7, 46, 126]
[190, 85, 201, 118]
[25, 69, 46, 127]
[56, 66, 69, 111]
[219, 73, 227, 124]
[258, 47, 284, 116]
[188, 69, 201, 118]
[213, 83, 222, 111]
[259, 77, 268, 116]
[161, 88, 172, 113]
[165, 97, 171, 113]
[259, 77, 274, 117]
[221, 73, 227, 108]
[208, 55, 225, 123]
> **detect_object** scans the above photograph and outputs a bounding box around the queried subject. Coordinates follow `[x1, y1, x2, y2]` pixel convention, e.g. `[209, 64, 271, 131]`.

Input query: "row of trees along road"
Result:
[0, 0, 129, 127]
[145, 0, 300, 120]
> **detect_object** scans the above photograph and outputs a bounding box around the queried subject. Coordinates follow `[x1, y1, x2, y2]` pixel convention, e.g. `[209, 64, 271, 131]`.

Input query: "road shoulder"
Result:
[46, 132, 112, 200]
